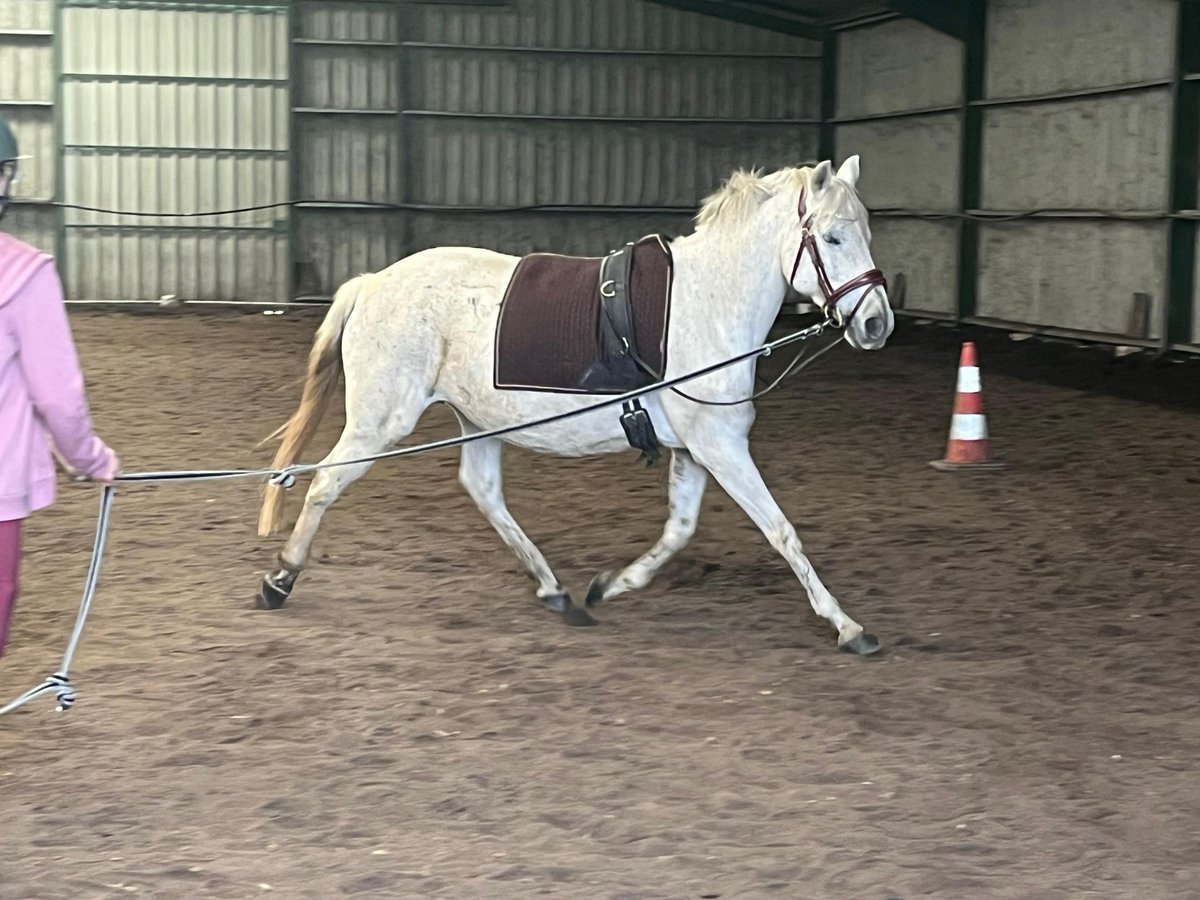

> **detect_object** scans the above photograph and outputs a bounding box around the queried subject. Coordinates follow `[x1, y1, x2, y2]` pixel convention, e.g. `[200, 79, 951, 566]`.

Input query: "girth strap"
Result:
[598, 241, 637, 362]
[597, 240, 661, 465]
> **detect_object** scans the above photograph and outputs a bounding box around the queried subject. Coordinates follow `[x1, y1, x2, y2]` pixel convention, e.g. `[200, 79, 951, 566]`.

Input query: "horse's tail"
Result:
[257, 273, 369, 536]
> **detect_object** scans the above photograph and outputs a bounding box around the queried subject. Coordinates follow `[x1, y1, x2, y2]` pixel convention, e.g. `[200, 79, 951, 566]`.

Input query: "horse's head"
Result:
[783, 157, 893, 351]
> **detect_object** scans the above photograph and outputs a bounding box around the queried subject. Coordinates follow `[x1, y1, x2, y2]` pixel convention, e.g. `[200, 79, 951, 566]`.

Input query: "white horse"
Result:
[256, 156, 894, 654]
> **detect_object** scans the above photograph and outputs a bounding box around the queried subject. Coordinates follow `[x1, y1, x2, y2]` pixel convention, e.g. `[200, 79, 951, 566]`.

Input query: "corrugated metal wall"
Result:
[292, 0, 403, 298]
[404, 0, 819, 255]
[0, 0, 56, 254]
[833, 0, 1197, 349]
[2, 0, 823, 303]
[833, 18, 962, 317]
[60, 0, 290, 302]
[292, 0, 821, 296]
[976, 0, 1177, 338]
[8, 0, 1186, 342]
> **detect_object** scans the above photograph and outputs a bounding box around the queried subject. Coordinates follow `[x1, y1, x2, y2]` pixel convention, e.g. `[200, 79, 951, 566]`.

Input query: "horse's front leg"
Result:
[586, 449, 707, 605]
[689, 429, 881, 655]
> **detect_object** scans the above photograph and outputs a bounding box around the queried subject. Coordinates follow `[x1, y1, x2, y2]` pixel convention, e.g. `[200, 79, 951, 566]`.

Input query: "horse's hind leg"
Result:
[457, 431, 595, 627]
[257, 386, 429, 610]
[586, 449, 707, 606]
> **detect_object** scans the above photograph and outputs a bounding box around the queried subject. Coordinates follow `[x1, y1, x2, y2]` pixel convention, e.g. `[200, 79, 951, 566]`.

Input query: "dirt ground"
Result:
[2, 309, 1199, 900]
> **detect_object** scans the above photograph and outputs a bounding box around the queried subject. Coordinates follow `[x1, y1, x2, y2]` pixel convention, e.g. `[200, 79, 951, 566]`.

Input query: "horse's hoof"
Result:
[839, 632, 883, 656]
[562, 601, 598, 627]
[256, 575, 290, 610]
[542, 593, 571, 614]
[585, 571, 616, 607]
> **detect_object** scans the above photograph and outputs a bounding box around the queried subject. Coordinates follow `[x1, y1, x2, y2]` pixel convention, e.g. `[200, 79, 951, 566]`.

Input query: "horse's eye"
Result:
[823, 234, 842, 246]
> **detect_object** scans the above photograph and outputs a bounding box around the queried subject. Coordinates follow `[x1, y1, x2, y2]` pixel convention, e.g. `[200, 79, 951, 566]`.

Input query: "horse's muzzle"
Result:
[844, 289, 894, 350]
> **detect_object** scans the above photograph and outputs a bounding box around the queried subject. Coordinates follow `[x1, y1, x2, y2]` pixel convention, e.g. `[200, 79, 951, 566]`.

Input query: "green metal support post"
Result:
[955, 0, 985, 322]
[397, 0, 414, 261]
[1166, 0, 1199, 347]
[819, 30, 837, 164]
[53, 0, 65, 272]
[287, 0, 299, 301]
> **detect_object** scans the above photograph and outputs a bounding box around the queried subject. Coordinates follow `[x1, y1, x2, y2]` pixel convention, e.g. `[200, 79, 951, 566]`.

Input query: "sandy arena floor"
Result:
[2, 310, 1199, 899]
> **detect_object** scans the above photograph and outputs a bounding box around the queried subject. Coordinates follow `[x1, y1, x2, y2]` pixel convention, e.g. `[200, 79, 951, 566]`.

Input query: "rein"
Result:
[634, 329, 845, 408]
[0, 319, 839, 717]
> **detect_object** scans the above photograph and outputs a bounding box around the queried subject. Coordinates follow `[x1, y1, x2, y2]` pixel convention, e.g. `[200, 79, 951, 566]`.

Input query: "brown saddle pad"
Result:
[493, 235, 673, 394]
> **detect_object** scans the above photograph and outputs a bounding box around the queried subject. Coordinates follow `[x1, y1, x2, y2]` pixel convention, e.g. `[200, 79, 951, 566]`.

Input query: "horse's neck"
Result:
[669, 206, 789, 350]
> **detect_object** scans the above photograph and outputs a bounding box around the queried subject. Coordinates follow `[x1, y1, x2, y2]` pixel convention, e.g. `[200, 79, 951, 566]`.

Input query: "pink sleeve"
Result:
[11, 264, 114, 478]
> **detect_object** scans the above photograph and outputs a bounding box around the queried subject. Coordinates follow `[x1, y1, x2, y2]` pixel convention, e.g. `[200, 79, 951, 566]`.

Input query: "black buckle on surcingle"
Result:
[620, 399, 661, 466]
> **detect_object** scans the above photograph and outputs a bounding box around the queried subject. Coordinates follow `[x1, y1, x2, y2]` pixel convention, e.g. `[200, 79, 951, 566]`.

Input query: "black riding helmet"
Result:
[0, 115, 22, 220]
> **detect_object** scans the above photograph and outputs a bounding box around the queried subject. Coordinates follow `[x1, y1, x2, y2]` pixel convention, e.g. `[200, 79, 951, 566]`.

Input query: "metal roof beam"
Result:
[645, 0, 828, 41]
[885, 0, 966, 39]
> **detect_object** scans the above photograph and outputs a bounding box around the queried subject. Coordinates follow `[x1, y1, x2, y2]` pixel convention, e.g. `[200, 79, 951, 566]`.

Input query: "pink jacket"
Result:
[0, 232, 116, 521]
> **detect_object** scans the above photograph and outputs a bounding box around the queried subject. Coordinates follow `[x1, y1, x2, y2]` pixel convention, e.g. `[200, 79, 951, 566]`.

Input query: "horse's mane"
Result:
[694, 165, 866, 232]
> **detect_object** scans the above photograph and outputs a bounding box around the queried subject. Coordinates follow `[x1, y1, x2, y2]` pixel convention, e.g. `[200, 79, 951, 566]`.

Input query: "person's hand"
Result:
[91, 446, 121, 484]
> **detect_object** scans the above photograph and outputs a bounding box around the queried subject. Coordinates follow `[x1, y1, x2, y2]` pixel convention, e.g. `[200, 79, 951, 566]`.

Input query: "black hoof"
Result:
[541, 593, 571, 614]
[256, 574, 292, 610]
[840, 632, 883, 656]
[585, 571, 615, 608]
[562, 601, 598, 627]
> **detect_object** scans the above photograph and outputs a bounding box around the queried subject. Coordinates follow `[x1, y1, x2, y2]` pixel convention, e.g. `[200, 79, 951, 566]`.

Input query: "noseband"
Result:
[788, 187, 888, 326]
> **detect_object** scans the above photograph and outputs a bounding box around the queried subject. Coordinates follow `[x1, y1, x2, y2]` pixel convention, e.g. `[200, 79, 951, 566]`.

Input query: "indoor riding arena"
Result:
[2, 2, 1199, 899]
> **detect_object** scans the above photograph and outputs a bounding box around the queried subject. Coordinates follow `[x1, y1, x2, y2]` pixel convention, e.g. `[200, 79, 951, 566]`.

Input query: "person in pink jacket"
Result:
[0, 115, 120, 657]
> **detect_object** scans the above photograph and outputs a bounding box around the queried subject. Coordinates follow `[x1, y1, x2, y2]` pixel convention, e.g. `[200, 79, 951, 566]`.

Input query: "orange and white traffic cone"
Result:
[930, 342, 1006, 471]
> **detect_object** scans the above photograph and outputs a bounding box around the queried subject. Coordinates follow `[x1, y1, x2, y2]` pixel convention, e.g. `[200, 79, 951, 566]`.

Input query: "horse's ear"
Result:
[836, 154, 860, 187]
[810, 160, 833, 196]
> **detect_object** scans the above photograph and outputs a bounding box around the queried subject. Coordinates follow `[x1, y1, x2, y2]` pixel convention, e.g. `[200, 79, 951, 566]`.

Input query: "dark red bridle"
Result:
[788, 188, 888, 326]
